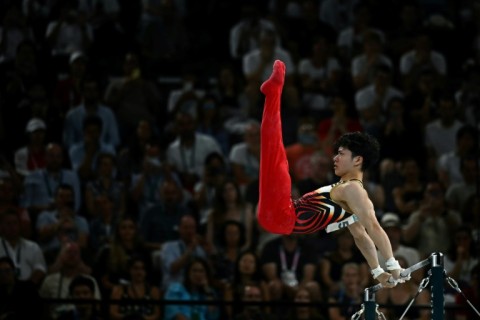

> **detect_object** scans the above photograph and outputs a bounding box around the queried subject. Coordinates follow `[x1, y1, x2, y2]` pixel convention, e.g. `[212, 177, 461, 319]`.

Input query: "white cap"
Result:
[25, 118, 46, 133]
[69, 51, 86, 64]
[381, 212, 401, 228]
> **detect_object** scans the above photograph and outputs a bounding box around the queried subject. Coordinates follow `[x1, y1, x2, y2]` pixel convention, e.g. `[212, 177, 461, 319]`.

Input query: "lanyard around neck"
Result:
[1, 239, 21, 266]
[279, 246, 300, 272]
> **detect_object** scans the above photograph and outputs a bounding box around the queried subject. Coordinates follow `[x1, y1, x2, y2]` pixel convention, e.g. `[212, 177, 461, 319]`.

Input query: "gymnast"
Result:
[257, 60, 406, 288]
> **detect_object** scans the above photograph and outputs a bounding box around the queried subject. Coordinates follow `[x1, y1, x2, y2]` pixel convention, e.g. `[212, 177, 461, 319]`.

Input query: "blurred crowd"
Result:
[0, 0, 479, 319]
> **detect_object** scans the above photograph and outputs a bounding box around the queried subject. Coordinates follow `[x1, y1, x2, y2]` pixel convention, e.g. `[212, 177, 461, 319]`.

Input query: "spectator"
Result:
[193, 151, 228, 224]
[209, 220, 246, 291]
[233, 283, 273, 320]
[84, 152, 126, 219]
[399, 30, 447, 93]
[52, 50, 88, 114]
[160, 215, 209, 291]
[446, 155, 479, 215]
[286, 119, 322, 183]
[117, 119, 156, 185]
[260, 234, 321, 302]
[58, 274, 103, 320]
[319, 229, 369, 295]
[22, 143, 81, 214]
[166, 110, 223, 192]
[110, 255, 161, 320]
[14, 117, 47, 176]
[40, 242, 101, 319]
[424, 94, 464, 179]
[0, 256, 43, 319]
[437, 125, 478, 188]
[317, 95, 362, 158]
[163, 257, 220, 320]
[0, 209, 46, 285]
[0, 177, 31, 238]
[295, 151, 335, 196]
[444, 225, 478, 289]
[166, 68, 206, 117]
[402, 181, 462, 258]
[297, 35, 342, 118]
[45, 2, 93, 57]
[93, 215, 151, 297]
[354, 64, 404, 139]
[36, 184, 89, 263]
[319, 0, 356, 34]
[69, 115, 116, 182]
[0, 5, 35, 63]
[224, 249, 270, 319]
[104, 53, 162, 140]
[454, 263, 479, 320]
[377, 213, 423, 284]
[206, 179, 254, 252]
[228, 120, 261, 193]
[327, 263, 363, 320]
[286, 286, 325, 320]
[139, 179, 193, 250]
[351, 30, 393, 91]
[336, 2, 385, 65]
[130, 141, 182, 218]
[391, 158, 425, 220]
[229, 3, 278, 60]
[63, 76, 120, 149]
[88, 195, 117, 253]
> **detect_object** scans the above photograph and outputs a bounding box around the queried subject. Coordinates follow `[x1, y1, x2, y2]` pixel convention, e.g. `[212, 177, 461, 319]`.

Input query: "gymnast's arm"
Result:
[335, 183, 397, 286]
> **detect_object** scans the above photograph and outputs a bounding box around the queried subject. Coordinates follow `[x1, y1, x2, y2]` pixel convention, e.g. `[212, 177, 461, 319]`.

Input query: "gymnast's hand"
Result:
[377, 272, 397, 288]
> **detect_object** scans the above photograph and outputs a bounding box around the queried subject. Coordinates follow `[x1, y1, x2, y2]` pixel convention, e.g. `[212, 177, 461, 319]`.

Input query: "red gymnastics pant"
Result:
[257, 60, 297, 235]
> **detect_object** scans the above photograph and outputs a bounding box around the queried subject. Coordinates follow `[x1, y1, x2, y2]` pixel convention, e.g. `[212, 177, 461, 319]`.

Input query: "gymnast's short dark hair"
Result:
[334, 131, 380, 170]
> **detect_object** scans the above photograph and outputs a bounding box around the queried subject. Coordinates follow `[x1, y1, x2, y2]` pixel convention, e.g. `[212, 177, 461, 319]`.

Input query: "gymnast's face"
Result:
[333, 147, 360, 177]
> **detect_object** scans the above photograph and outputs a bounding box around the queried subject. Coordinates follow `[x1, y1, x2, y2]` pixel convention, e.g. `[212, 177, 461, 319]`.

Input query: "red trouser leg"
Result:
[257, 60, 296, 234]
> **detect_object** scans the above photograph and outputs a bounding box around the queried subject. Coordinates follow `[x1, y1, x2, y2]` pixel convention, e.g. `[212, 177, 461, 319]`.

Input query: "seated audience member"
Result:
[260, 234, 321, 302]
[327, 263, 363, 320]
[85, 152, 126, 219]
[139, 179, 193, 251]
[319, 229, 369, 295]
[166, 110, 223, 192]
[40, 242, 101, 319]
[36, 184, 89, 263]
[446, 155, 479, 215]
[160, 215, 209, 291]
[110, 256, 161, 320]
[0, 256, 43, 319]
[233, 284, 274, 320]
[193, 151, 228, 224]
[163, 257, 220, 320]
[93, 215, 151, 298]
[69, 115, 116, 182]
[63, 76, 120, 149]
[0, 210, 46, 286]
[58, 274, 104, 320]
[295, 151, 335, 196]
[206, 179, 254, 253]
[22, 143, 81, 214]
[228, 120, 261, 194]
[225, 249, 270, 319]
[14, 118, 47, 176]
[88, 195, 117, 252]
[286, 286, 325, 320]
[402, 181, 462, 258]
[0, 177, 31, 238]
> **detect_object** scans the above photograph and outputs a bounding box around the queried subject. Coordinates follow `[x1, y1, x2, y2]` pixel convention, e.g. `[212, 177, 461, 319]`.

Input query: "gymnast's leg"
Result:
[257, 60, 296, 234]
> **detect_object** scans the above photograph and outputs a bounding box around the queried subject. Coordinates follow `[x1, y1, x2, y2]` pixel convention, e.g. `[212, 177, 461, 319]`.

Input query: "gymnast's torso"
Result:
[292, 180, 360, 234]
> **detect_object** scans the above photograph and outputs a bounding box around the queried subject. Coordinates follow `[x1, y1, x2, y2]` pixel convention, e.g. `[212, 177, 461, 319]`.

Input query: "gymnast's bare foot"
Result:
[260, 60, 285, 95]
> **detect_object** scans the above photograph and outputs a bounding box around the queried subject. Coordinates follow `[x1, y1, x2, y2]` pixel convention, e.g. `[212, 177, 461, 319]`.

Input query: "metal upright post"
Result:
[364, 287, 377, 320]
[430, 252, 445, 320]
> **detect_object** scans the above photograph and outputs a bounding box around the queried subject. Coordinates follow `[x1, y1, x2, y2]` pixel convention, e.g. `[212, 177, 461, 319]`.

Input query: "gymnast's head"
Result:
[333, 131, 380, 171]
